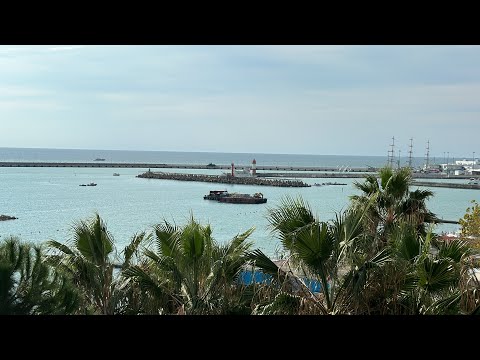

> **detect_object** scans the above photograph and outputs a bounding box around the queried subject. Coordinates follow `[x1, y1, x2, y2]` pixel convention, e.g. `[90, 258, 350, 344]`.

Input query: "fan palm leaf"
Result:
[0, 237, 79, 314]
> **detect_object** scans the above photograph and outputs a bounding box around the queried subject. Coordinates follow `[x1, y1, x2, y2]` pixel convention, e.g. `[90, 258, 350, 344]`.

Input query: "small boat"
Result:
[94, 158, 105, 161]
[113, 173, 120, 176]
[0, 214, 17, 221]
[468, 178, 480, 185]
[80, 182, 97, 186]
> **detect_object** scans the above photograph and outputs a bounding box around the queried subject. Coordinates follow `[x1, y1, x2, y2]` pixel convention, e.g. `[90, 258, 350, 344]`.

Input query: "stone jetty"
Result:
[137, 171, 310, 187]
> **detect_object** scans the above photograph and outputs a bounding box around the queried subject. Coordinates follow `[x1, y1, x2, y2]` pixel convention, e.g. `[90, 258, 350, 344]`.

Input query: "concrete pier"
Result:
[0, 161, 376, 172]
[0, 161, 476, 182]
[412, 181, 480, 190]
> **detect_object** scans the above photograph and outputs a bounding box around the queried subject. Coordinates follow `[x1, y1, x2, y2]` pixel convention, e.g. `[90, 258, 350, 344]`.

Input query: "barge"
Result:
[79, 182, 97, 186]
[204, 190, 267, 204]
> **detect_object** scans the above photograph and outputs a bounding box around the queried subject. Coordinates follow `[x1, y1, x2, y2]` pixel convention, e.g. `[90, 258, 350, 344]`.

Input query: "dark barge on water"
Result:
[79, 182, 97, 187]
[204, 190, 267, 204]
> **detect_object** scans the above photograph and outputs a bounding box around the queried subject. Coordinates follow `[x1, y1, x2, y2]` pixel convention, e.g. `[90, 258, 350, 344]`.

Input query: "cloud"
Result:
[0, 99, 67, 111]
[48, 46, 84, 52]
[0, 46, 479, 155]
[0, 85, 53, 97]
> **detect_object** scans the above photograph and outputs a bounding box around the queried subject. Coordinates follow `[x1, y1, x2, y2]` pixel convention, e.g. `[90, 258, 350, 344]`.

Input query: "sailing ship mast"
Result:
[387, 136, 395, 168]
[424, 140, 430, 170]
[408, 138, 413, 169]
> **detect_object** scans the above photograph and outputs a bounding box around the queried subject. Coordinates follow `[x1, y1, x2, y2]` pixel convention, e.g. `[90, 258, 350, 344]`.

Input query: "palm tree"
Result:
[352, 221, 475, 315]
[350, 167, 436, 242]
[47, 213, 124, 314]
[0, 236, 79, 314]
[123, 215, 254, 314]
[249, 196, 390, 315]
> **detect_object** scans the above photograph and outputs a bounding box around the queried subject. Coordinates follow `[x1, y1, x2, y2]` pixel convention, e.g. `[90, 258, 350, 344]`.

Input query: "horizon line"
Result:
[0, 146, 444, 158]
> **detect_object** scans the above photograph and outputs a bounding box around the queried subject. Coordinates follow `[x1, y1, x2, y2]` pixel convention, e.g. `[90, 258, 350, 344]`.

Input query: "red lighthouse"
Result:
[252, 159, 257, 176]
[231, 162, 235, 177]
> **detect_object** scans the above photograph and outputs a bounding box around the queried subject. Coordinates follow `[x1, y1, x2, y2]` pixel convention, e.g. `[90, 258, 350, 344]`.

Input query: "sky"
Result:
[0, 45, 479, 158]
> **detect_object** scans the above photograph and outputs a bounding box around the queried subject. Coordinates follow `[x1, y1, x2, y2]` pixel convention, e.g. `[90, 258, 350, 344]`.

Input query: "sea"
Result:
[0, 147, 476, 257]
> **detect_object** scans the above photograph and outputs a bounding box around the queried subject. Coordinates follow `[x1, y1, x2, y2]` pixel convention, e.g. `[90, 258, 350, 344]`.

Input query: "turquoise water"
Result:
[0, 149, 477, 257]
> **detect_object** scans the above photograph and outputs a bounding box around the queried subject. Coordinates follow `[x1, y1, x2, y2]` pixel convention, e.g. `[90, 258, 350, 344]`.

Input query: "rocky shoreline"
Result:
[0, 214, 17, 221]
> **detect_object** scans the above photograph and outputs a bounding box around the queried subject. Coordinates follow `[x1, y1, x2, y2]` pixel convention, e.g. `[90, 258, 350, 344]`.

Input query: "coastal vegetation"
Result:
[1, 166, 479, 315]
[0, 237, 79, 314]
[459, 200, 480, 249]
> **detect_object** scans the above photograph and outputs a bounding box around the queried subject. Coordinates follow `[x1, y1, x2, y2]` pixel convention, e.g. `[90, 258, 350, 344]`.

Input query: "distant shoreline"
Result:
[0, 161, 477, 181]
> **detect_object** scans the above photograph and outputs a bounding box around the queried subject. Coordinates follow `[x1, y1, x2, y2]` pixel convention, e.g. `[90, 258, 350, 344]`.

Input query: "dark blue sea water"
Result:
[0, 147, 427, 168]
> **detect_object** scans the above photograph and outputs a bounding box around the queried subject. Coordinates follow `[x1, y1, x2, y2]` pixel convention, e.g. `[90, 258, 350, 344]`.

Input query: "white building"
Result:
[455, 159, 478, 166]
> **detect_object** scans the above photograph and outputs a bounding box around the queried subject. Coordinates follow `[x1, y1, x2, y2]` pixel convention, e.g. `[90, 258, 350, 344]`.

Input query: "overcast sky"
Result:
[0, 45, 478, 157]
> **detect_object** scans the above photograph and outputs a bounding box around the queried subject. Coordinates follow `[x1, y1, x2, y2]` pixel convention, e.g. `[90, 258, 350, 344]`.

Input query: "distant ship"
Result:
[113, 173, 120, 176]
[94, 158, 105, 161]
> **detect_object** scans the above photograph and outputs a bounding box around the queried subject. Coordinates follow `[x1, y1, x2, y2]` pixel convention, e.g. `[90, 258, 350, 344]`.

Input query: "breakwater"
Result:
[259, 172, 367, 178]
[412, 181, 480, 190]
[0, 161, 376, 172]
[0, 162, 476, 180]
[137, 171, 310, 187]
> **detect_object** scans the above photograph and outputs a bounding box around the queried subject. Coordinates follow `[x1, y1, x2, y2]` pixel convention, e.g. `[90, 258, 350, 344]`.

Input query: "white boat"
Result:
[468, 178, 479, 185]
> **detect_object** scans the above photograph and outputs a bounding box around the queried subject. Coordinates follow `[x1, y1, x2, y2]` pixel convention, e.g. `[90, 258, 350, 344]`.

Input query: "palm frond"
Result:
[143, 248, 162, 263]
[385, 168, 411, 199]
[153, 220, 179, 257]
[427, 291, 461, 314]
[352, 175, 379, 195]
[71, 214, 114, 265]
[46, 240, 76, 256]
[392, 223, 421, 262]
[437, 239, 472, 263]
[266, 196, 316, 251]
[181, 219, 207, 260]
[254, 292, 302, 315]
[122, 265, 170, 301]
[409, 188, 434, 201]
[292, 222, 334, 270]
[123, 231, 150, 266]
[248, 249, 284, 278]
[379, 167, 394, 190]
[417, 257, 456, 293]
